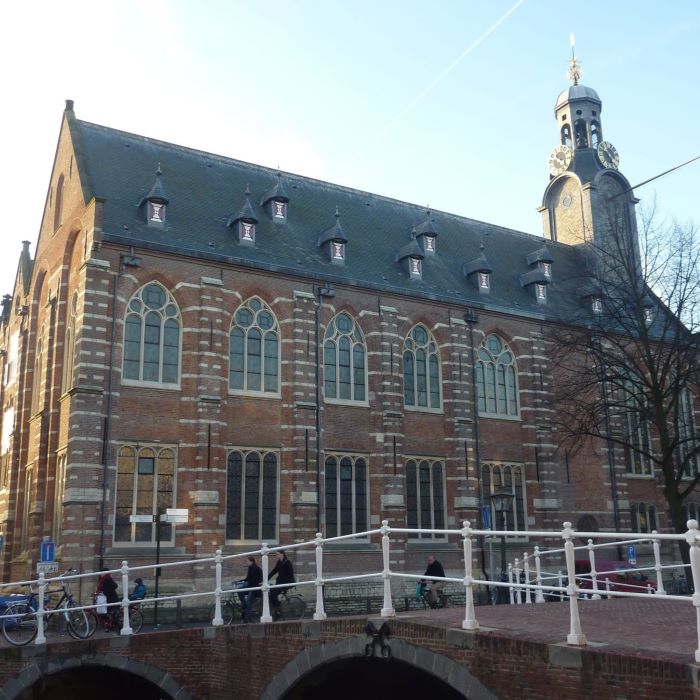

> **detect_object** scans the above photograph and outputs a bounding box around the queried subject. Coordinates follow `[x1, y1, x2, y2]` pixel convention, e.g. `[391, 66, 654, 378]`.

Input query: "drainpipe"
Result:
[314, 283, 335, 533]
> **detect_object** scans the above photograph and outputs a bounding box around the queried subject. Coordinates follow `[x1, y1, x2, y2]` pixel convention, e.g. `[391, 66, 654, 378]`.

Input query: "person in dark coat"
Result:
[267, 550, 295, 614]
[421, 555, 446, 607]
[96, 569, 119, 628]
[238, 557, 263, 622]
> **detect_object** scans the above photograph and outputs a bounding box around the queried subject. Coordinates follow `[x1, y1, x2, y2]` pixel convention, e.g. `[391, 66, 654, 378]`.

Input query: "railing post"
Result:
[120, 560, 133, 635]
[260, 544, 273, 623]
[514, 558, 521, 604]
[685, 520, 700, 662]
[563, 521, 586, 646]
[652, 531, 666, 595]
[34, 573, 47, 645]
[212, 548, 223, 626]
[534, 546, 545, 603]
[605, 578, 611, 596]
[313, 531, 327, 621]
[588, 539, 600, 600]
[462, 520, 478, 630]
[558, 570, 564, 601]
[508, 563, 514, 605]
[523, 553, 532, 604]
[380, 520, 395, 617]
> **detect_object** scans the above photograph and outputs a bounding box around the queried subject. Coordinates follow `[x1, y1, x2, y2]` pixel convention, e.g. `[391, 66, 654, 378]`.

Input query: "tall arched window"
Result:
[114, 445, 176, 544]
[53, 174, 64, 231]
[482, 462, 527, 532]
[406, 458, 445, 540]
[53, 453, 67, 545]
[325, 454, 368, 537]
[403, 325, 441, 409]
[229, 297, 280, 394]
[226, 449, 278, 541]
[62, 293, 77, 392]
[476, 334, 519, 417]
[561, 124, 572, 148]
[31, 328, 44, 414]
[123, 283, 181, 385]
[324, 313, 366, 402]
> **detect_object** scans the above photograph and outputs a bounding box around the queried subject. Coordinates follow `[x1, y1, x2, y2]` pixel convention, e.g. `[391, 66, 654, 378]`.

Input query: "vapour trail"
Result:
[381, 0, 526, 133]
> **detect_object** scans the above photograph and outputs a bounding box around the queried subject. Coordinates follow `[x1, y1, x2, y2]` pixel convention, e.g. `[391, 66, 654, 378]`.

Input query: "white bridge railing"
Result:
[1, 520, 699, 660]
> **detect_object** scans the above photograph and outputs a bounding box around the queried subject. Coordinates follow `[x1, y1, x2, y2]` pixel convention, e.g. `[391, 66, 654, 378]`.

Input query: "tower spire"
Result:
[567, 33, 582, 86]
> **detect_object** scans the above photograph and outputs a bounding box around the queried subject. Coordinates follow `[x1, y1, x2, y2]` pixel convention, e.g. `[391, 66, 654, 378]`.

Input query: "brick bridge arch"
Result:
[0, 652, 192, 700]
[261, 633, 499, 700]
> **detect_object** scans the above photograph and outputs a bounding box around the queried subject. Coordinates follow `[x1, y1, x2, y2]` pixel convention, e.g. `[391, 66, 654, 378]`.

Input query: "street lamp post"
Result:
[490, 489, 514, 603]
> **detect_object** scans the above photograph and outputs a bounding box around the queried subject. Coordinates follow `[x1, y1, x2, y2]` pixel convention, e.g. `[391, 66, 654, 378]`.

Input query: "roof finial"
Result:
[334, 206, 340, 221]
[156, 163, 162, 177]
[567, 33, 582, 86]
[245, 183, 251, 197]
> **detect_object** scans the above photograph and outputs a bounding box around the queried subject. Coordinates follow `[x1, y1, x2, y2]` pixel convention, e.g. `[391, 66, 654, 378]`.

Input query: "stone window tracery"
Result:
[475, 334, 519, 417]
[403, 325, 441, 410]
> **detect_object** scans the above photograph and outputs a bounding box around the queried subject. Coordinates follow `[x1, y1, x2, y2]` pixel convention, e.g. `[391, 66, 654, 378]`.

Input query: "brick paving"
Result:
[396, 597, 697, 664]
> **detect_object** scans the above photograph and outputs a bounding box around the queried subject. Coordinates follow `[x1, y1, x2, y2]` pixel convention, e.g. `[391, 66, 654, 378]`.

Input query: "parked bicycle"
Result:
[1, 569, 91, 646]
[209, 584, 306, 624]
[84, 596, 144, 636]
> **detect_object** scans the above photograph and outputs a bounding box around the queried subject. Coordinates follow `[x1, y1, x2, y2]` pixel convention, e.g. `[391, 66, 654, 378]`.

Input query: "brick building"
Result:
[0, 63, 693, 583]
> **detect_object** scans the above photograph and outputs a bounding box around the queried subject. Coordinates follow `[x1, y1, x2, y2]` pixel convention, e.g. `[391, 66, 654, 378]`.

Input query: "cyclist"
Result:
[267, 550, 295, 617]
[96, 568, 119, 629]
[420, 555, 446, 608]
[238, 557, 262, 622]
[130, 577, 147, 601]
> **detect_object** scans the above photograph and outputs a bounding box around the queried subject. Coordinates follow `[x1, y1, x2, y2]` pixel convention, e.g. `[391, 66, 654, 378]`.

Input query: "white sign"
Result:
[130, 514, 155, 523]
[164, 508, 188, 524]
[36, 562, 59, 575]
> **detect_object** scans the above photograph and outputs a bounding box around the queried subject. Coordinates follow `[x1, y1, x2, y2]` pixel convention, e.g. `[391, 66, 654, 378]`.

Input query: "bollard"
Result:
[35, 573, 47, 646]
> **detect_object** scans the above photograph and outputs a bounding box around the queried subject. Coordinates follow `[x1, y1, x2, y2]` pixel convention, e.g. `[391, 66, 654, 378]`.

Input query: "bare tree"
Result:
[550, 206, 700, 580]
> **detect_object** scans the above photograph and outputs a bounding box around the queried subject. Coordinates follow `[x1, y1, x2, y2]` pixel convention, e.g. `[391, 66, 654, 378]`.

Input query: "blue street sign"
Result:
[627, 544, 637, 565]
[0, 534, 4, 553]
[481, 505, 492, 530]
[40, 539, 55, 563]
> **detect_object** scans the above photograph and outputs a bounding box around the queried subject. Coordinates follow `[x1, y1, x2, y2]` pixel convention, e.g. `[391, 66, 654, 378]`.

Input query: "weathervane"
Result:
[567, 33, 582, 86]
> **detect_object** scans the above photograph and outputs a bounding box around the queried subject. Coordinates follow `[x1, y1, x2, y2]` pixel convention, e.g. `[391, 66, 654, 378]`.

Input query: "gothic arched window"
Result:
[403, 325, 441, 409]
[324, 312, 366, 402]
[123, 283, 181, 385]
[476, 334, 519, 417]
[482, 462, 527, 532]
[62, 293, 77, 392]
[325, 454, 368, 537]
[229, 297, 280, 394]
[53, 174, 64, 232]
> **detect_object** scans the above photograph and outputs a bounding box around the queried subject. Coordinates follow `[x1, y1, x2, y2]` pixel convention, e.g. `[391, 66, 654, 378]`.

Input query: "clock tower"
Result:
[539, 42, 639, 256]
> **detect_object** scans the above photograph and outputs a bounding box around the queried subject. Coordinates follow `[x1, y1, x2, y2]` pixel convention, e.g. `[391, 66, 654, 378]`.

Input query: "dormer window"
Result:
[479, 272, 490, 290]
[241, 221, 255, 243]
[409, 257, 422, 279]
[424, 235, 436, 253]
[138, 166, 169, 228]
[536, 284, 547, 302]
[273, 200, 287, 220]
[415, 210, 438, 255]
[644, 306, 654, 326]
[462, 252, 492, 295]
[228, 185, 258, 245]
[332, 242, 345, 261]
[541, 261, 552, 278]
[149, 202, 165, 224]
[262, 171, 290, 224]
[592, 297, 603, 314]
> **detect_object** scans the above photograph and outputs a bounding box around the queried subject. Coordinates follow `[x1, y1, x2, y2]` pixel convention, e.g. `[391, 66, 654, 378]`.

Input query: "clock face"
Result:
[596, 141, 620, 170]
[548, 144, 573, 176]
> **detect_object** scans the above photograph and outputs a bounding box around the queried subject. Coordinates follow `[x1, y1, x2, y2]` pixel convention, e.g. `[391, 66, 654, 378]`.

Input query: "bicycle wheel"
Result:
[82, 609, 99, 638]
[65, 600, 91, 639]
[209, 599, 236, 625]
[283, 595, 306, 620]
[2, 602, 38, 646]
[128, 607, 144, 633]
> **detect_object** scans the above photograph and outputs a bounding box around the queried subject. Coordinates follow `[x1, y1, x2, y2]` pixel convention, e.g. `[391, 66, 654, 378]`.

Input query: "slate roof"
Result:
[70, 113, 595, 322]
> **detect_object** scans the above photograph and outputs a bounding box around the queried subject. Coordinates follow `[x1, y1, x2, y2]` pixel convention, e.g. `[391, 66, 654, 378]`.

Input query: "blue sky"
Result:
[1, 1, 698, 293]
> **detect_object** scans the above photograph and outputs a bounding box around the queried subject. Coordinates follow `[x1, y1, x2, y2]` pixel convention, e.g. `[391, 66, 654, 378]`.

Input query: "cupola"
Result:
[227, 185, 258, 245]
[138, 166, 169, 227]
[261, 171, 289, 223]
[317, 207, 348, 265]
